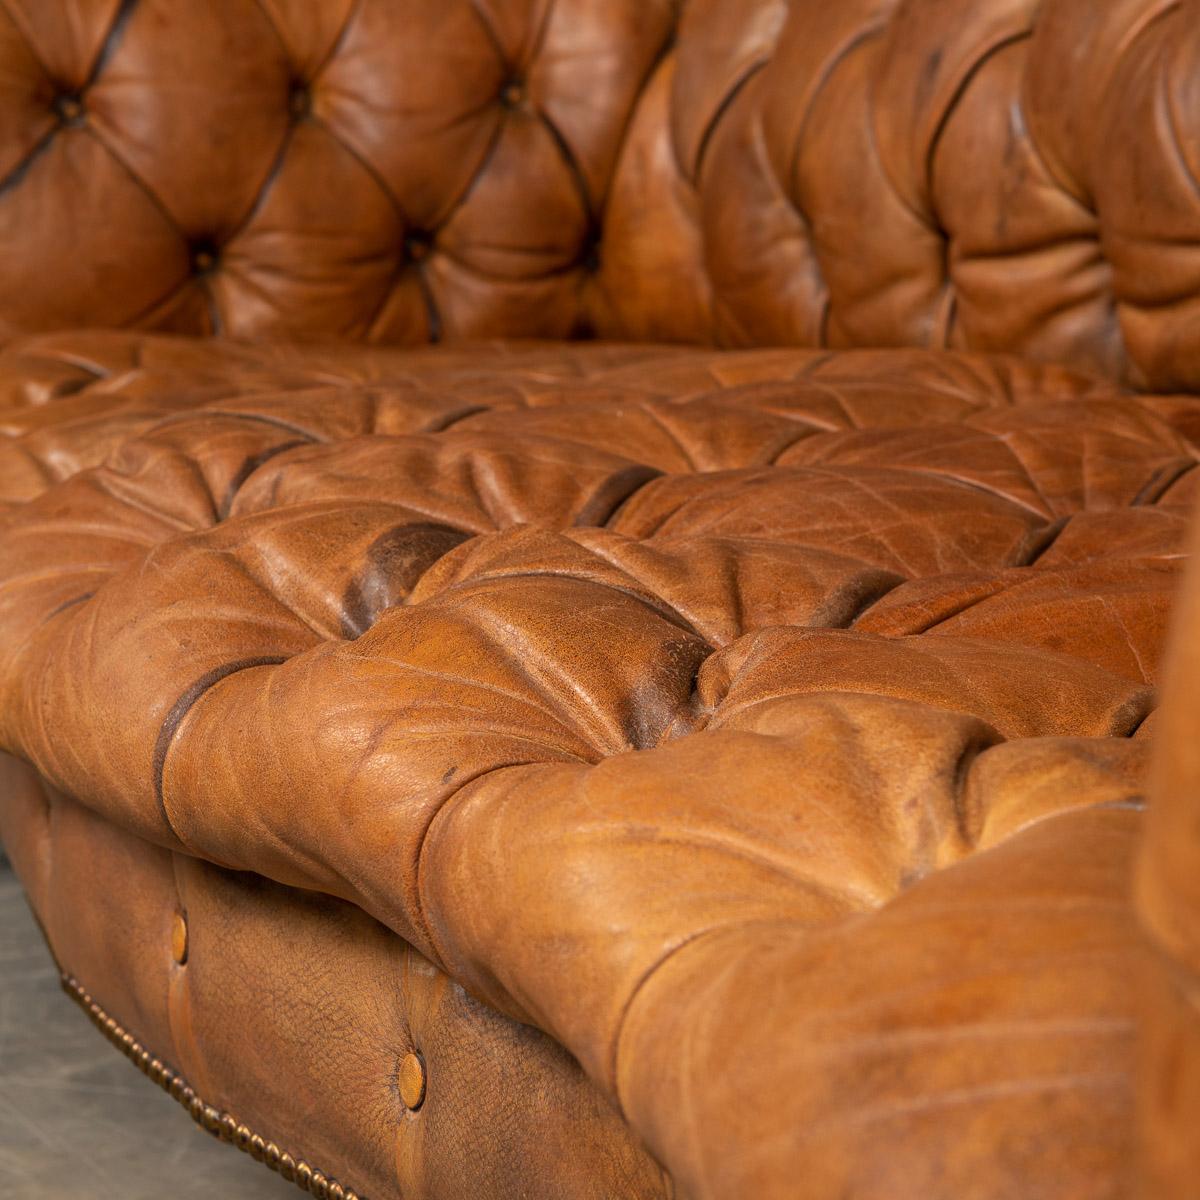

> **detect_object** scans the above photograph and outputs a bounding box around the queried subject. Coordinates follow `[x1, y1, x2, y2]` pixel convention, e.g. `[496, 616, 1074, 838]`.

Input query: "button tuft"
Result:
[404, 233, 432, 264]
[191, 244, 218, 274]
[398, 1051, 426, 1110]
[500, 80, 525, 108]
[53, 93, 84, 125]
[171, 911, 189, 964]
[288, 82, 311, 119]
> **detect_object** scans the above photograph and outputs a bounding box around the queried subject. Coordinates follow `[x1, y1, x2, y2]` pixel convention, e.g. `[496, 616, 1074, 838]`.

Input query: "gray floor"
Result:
[0, 854, 296, 1199]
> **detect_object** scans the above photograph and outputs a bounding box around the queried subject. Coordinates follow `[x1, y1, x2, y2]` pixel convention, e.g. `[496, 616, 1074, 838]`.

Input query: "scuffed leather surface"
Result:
[3, 2, 1200, 386]
[0, 332, 1193, 1197]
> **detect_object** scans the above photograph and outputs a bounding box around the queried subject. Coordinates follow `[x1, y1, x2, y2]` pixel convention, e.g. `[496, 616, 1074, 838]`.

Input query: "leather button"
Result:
[404, 233, 431, 264]
[288, 83, 311, 118]
[191, 246, 217, 274]
[500, 81, 525, 108]
[398, 1051, 426, 1110]
[171, 912, 189, 965]
[53, 94, 84, 125]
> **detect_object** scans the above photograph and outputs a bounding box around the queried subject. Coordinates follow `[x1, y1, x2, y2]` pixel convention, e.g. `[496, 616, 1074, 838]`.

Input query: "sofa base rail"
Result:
[61, 973, 367, 1200]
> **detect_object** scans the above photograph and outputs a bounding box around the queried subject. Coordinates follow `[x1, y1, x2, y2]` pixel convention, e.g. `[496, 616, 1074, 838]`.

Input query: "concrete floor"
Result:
[0, 854, 296, 1199]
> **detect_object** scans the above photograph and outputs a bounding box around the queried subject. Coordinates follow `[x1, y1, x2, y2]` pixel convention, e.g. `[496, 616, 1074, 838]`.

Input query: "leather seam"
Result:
[0, 123, 58, 200]
[152, 657, 287, 841]
[608, 919, 773, 1118]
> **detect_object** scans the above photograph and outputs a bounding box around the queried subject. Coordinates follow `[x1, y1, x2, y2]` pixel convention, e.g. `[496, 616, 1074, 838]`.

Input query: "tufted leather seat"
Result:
[0, 3, 1197, 1199]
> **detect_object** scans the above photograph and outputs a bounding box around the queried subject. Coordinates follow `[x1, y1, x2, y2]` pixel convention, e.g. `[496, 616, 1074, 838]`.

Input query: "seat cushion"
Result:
[0, 332, 1196, 1198]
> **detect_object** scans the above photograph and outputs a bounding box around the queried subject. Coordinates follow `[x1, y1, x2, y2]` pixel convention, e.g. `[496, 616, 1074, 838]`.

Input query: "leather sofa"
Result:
[0, 2, 1197, 1197]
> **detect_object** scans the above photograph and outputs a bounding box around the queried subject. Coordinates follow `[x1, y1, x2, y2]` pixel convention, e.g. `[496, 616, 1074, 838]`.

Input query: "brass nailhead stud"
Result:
[60, 973, 364, 1200]
[171, 912, 189, 964]
[398, 1051, 426, 1111]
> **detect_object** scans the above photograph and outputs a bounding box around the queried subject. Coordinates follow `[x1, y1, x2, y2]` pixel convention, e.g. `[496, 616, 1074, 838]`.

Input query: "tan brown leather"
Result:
[2, 3, 1200, 1197]
[0, 332, 1195, 1197]
[2, 2, 1200, 386]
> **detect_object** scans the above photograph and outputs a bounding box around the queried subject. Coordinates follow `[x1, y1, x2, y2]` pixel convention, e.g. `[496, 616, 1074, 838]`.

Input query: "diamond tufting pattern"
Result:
[2, 2, 1200, 1197]
[2, 1, 1200, 386]
[0, 331, 1196, 1196]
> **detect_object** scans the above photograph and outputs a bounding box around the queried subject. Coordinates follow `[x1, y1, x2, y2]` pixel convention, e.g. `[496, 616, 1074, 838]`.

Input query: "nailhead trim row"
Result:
[61, 974, 366, 1200]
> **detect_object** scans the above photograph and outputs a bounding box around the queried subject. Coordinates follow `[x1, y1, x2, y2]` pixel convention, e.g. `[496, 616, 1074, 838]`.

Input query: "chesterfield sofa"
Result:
[1, 1, 1199, 1197]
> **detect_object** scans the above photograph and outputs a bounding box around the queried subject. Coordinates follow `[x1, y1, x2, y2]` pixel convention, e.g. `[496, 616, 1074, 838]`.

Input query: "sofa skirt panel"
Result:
[0, 752, 668, 1200]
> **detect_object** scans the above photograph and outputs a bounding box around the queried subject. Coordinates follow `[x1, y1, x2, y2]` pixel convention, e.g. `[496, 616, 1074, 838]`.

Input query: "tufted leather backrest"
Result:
[2, 0, 1200, 388]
